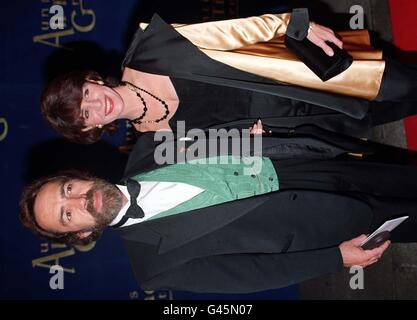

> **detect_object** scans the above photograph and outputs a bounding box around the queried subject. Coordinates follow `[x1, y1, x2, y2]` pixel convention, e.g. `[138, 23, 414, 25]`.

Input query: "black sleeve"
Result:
[286, 8, 310, 41]
[142, 247, 343, 294]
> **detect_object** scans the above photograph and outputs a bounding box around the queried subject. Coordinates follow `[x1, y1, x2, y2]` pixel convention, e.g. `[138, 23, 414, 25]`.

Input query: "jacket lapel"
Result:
[123, 132, 167, 177]
[115, 221, 161, 246]
[117, 194, 269, 254]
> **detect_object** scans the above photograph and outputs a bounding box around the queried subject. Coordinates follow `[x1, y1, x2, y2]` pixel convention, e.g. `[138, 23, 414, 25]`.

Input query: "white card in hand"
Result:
[360, 216, 409, 248]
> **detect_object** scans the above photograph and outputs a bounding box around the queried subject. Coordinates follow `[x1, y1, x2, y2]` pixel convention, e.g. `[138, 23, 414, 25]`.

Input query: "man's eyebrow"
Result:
[59, 207, 65, 227]
[60, 180, 66, 198]
[59, 180, 66, 226]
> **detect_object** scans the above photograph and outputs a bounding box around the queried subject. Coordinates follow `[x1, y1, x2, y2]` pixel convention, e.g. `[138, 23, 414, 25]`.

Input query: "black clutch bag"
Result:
[285, 35, 353, 82]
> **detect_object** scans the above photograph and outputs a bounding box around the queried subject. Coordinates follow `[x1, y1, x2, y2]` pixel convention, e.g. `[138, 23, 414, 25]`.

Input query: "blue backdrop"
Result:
[0, 0, 297, 300]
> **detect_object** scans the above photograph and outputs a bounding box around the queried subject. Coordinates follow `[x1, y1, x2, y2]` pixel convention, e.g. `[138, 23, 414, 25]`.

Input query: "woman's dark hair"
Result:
[19, 170, 102, 246]
[41, 70, 119, 144]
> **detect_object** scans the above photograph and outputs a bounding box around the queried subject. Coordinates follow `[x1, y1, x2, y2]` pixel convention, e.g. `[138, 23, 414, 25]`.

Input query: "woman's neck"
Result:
[113, 84, 144, 120]
[115, 68, 179, 132]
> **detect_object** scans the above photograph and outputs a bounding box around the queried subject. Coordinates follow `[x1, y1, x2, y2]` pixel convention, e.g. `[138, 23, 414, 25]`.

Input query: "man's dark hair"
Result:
[40, 70, 119, 144]
[19, 170, 103, 246]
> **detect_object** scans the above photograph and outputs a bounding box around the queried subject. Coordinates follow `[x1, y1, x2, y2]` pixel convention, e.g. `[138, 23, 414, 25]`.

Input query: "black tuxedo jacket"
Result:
[122, 13, 374, 136]
[115, 133, 375, 293]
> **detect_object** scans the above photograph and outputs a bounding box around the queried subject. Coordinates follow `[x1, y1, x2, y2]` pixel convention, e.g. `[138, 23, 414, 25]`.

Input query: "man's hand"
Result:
[339, 234, 391, 268]
[306, 22, 343, 56]
[249, 119, 264, 135]
[249, 119, 272, 135]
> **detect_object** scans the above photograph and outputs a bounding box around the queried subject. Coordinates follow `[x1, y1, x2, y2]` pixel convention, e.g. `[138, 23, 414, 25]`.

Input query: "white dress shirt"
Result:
[110, 182, 204, 228]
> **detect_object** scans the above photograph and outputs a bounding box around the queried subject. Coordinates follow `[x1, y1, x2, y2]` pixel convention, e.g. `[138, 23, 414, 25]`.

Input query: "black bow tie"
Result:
[125, 178, 145, 219]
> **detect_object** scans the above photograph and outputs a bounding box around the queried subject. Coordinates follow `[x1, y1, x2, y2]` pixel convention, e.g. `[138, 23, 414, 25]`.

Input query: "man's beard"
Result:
[84, 178, 123, 231]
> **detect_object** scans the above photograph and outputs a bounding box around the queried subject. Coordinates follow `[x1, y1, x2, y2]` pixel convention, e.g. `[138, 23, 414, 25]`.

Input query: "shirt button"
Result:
[269, 177, 274, 181]
[251, 174, 256, 178]
[234, 171, 239, 176]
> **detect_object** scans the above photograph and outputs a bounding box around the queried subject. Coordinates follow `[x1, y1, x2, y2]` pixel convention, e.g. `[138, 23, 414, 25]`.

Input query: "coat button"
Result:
[234, 171, 239, 176]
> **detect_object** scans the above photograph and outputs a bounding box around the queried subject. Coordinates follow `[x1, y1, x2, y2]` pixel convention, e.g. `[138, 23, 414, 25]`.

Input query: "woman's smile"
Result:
[104, 95, 115, 116]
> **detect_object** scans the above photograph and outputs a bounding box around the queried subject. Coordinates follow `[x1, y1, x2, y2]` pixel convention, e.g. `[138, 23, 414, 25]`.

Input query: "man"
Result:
[20, 131, 417, 293]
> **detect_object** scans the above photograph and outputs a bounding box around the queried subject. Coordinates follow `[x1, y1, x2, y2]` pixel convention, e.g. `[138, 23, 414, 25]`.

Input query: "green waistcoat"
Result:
[131, 156, 278, 220]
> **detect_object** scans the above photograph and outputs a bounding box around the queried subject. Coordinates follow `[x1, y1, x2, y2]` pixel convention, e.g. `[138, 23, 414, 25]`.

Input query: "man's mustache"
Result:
[85, 187, 98, 216]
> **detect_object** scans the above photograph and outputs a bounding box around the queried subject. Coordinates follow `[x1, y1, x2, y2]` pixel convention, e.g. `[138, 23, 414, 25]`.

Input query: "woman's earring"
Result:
[96, 124, 103, 129]
[96, 80, 104, 86]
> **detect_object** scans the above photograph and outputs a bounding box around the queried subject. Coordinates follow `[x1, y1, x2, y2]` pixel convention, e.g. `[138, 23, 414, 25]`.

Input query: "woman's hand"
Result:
[306, 22, 343, 56]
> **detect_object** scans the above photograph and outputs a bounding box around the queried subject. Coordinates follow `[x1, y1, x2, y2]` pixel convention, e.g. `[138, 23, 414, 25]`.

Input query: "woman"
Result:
[41, 8, 417, 144]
